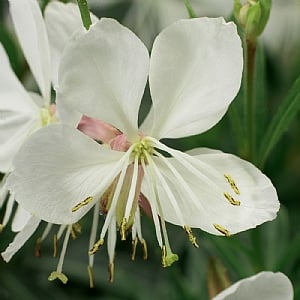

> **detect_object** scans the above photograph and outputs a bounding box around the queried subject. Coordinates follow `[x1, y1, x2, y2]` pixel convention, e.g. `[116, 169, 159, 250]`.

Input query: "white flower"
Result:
[0, 0, 97, 253]
[90, 0, 233, 48]
[213, 271, 293, 300]
[6, 17, 279, 283]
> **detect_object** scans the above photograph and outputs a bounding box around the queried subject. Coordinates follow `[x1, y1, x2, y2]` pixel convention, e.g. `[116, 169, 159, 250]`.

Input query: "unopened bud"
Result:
[234, 0, 271, 39]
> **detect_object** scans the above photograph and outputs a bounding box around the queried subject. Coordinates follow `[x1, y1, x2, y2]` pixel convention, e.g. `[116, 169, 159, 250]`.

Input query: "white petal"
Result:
[7, 124, 126, 224]
[1, 215, 40, 262]
[55, 95, 82, 127]
[57, 18, 149, 138]
[0, 43, 40, 173]
[148, 17, 243, 139]
[145, 147, 279, 235]
[213, 272, 293, 300]
[44, 1, 98, 88]
[9, 0, 51, 102]
[11, 204, 32, 232]
[1, 193, 15, 227]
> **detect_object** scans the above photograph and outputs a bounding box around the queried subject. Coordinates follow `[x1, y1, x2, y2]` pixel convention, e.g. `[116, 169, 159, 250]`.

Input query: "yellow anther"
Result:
[35, 237, 42, 257]
[48, 271, 68, 284]
[184, 225, 199, 248]
[53, 234, 58, 258]
[161, 245, 167, 267]
[141, 238, 148, 260]
[71, 196, 93, 212]
[131, 238, 138, 261]
[120, 217, 127, 241]
[108, 263, 114, 283]
[213, 224, 231, 237]
[87, 265, 94, 288]
[89, 238, 104, 255]
[223, 192, 241, 206]
[71, 223, 82, 239]
[0, 224, 3, 233]
[224, 174, 240, 195]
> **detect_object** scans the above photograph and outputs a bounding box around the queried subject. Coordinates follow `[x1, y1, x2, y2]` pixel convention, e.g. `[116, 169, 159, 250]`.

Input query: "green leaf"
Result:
[228, 91, 245, 155]
[203, 234, 253, 278]
[259, 206, 290, 269]
[258, 75, 300, 167]
[254, 41, 267, 158]
[276, 232, 300, 272]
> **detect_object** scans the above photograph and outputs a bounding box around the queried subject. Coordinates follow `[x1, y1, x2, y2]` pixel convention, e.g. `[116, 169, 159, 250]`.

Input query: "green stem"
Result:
[183, 0, 197, 18]
[244, 37, 257, 162]
[77, 0, 92, 30]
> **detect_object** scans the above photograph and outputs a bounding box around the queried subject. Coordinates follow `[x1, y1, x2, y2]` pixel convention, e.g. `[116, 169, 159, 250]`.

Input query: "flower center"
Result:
[100, 137, 154, 230]
[131, 138, 154, 162]
[40, 104, 57, 127]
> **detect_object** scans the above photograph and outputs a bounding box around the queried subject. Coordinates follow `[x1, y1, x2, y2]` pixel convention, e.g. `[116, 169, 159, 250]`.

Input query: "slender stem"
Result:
[244, 37, 257, 162]
[77, 0, 92, 30]
[183, 0, 197, 18]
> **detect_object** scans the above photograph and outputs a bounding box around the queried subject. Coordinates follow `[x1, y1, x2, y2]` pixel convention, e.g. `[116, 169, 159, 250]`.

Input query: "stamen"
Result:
[143, 155, 178, 267]
[57, 225, 67, 240]
[48, 271, 68, 284]
[147, 137, 223, 193]
[48, 225, 72, 284]
[161, 245, 179, 267]
[35, 223, 53, 257]
[124, 155, 139, 222]
[140, 238, 148, 260]
[72, 196, 93, 212]
[131, 237, 138, 261]
[140, 159, 163, 247]
[161, 245, 167, 266]
[152, 149, 208, 220]
[0, 174, 9, 207]
[2, 193, 15, 227]
[184, 225, 199, 248]
[108, 263, 114, 283]
[213, 224, 231, 237]
[161, 245, 167, 268]
[145, 152, 185, 226]
[35, 237, 42, 257]
[53, 234, 58, 257]
[223, 192, 240, 206]
[99, 152, 131, 241]
[41, 223, 53, 240]
[88, 203, 100, 271]
[87, 265, 94, 288]
[89, 238, 104, 255]
[107, 216, 117, 273]
[120, 217, 127, 241]
[71, 223, 82, 239]
[224, 174, 240, 195]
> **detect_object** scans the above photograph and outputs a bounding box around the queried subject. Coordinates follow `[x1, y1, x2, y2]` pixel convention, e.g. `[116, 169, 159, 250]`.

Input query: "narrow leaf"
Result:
[258, 75, 300, 167]
[254, 41, 266, 163]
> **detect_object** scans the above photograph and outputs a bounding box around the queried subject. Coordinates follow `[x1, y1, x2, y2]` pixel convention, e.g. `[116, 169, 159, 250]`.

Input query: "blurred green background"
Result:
[0, 0, 300, 299]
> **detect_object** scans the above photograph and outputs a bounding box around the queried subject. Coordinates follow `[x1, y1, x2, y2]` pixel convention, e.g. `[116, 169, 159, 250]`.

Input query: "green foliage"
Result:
[258, 75, 300, 167]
